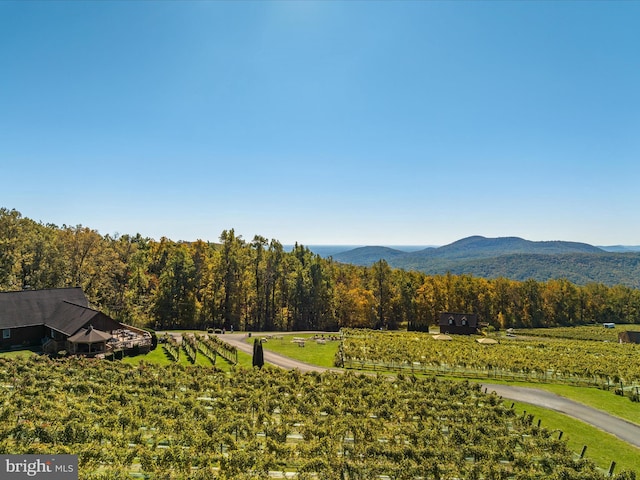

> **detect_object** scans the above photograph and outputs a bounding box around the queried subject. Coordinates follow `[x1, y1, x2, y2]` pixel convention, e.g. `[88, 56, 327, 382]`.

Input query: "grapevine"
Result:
[0, 355, 632, 479]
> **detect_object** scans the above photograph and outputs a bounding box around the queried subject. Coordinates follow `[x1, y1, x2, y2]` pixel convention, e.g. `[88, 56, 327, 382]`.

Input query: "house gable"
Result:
[0, 288, 123, 351]
[46, 301, 121, 336]
[439, 312, 478, 335]
[0, 287, 88, 330]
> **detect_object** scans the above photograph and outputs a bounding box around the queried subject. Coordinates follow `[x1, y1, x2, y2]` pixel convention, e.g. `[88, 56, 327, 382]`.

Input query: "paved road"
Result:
[481, 383, 640, 448]
[218, 333, 640, 449]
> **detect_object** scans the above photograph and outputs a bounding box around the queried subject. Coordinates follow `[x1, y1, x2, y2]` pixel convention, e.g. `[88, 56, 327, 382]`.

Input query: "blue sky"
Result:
[1, 1, 639, 246]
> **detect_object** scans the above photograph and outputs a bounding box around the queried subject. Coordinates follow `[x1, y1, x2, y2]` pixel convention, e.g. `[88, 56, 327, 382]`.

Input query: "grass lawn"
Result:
[256, 333, 340, 368]
[212, 349, 253, 372]
[510, 401, 640, 473]
[121, 346, 175, 366]
[120, 345, 211, 367]
[0, 348, 40, 359]
[123, 331, 254, 371]
[123, 346, 247, 370]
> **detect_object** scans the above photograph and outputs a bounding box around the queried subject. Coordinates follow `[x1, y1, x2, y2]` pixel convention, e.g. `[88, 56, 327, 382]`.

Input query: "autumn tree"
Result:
[4, 209, 640, 332]
[371, 260, 393, 329]
[250, 235, 268, 331]
[152, 243, 197, 329]
[218, 229, 248, 331]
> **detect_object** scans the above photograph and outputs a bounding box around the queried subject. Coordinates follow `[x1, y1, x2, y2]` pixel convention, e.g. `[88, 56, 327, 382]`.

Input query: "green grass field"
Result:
[0, 348, 40, 359]
[510, 401, 639, 474]
[256, 332, 341, 368]
[121, 336, 253, 371]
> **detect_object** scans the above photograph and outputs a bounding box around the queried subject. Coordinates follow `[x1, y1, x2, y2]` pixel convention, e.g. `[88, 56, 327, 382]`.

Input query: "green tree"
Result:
[58, 225, 104, 288]
[219, 229, 247, 331]
[152, 244, 197, 329]
[264, 239, 284, 330]
[0, 208, 24, 289]
[250, 235, 268, 331]
[372, 260, 393, 329]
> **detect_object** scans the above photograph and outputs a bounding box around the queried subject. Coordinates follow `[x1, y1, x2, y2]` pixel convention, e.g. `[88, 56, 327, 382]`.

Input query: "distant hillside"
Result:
[599, 245, 640, 253]
[424, 235, 603, 259]
[332, 236, 640, 288]
[289, 245, 364, 257]
[332, 246, 428, 264]
[417, 252, 640, 289]
[333, 236, 603, 264]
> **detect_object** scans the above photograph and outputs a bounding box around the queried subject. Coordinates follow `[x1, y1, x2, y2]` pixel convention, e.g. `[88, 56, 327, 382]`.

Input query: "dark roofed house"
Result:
[47, 300, 121, 341]
[1, 288, 87, 350]
[439, 312, 478, 335]
[619, 331, 640, 344]
[0, 287, 150, 356]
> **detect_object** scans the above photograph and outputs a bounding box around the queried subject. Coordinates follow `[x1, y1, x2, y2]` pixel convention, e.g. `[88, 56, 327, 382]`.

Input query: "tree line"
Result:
[2, 208, 640, 331]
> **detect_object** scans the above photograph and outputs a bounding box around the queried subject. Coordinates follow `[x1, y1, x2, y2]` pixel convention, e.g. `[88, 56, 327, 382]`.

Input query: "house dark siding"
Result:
[439, 312, 478, 335]
[0, 325, 46, 350]
[619, 331, 640, 344]
[0, 288, 122, 352]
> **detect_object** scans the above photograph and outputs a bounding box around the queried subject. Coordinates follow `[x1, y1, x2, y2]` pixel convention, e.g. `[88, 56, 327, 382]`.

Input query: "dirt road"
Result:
[218, 333, 640, 449]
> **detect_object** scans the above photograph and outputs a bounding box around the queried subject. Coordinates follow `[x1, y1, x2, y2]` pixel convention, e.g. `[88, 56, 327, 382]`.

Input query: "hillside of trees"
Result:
[425, 252, 640, 288]
[2, 208, 640, 332]
[332, 236, 640, 288]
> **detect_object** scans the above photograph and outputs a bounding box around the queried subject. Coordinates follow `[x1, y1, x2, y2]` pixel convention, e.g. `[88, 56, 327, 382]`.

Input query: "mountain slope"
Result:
[599, 245, 640, 253]
[426, 235, 603, 259]
[412, 252, 640, 289]
[332, 246, 410, 264]
[334, 236, 604, 264]
[331, 236, 640, 287]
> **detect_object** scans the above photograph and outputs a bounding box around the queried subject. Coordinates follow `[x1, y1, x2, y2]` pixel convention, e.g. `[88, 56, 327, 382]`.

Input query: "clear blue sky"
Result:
[1, 1, 639, 246]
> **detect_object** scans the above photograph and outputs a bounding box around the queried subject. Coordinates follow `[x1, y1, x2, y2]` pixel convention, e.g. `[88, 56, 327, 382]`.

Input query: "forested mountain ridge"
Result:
[421, 235, 602, 258]
[2, 208, 640, 332]
[331, 236, 640, 287]
[333, 235, 604, 263]
[600, 245, 640, 253]
[425, 252, 640, 289]
[328, 245, 410, 263]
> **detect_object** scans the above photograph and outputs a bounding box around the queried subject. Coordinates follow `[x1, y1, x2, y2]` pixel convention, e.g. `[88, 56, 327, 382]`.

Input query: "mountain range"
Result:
[321, 236, 640, 288]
